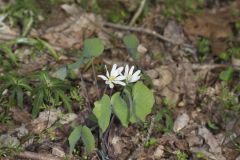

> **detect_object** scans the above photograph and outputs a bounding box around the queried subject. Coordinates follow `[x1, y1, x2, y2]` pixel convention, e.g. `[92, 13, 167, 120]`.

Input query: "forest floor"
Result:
[0, 0, 240, 160]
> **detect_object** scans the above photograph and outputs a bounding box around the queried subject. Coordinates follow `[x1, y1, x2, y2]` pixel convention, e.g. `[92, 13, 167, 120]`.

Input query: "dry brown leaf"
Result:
[37, 4, 105, 49]
[184, 13, 232, 39]
[173, 113, 190, 132]
[164, 20, 185, 44]
[152, 59, 196, 106]
[10, 108, 32, 124]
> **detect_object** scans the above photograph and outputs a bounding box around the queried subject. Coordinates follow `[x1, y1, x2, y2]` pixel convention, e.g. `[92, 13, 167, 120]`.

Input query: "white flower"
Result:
[98, 64, 126, 88]
[123, 65, 141, 83]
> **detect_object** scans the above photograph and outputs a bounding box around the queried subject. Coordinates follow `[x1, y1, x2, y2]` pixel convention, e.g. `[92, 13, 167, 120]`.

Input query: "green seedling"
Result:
[31, 71, 72, 118]
[0, 74, 31, 109]
[197, 38, 211, 62]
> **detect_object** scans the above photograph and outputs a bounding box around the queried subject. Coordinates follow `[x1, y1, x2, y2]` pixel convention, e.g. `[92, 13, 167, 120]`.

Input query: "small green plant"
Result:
[68, 64, 154, 155]
[154, 108, 173, 133]
[144, 138, 157, 148]
[176, 150, 188, 160]
[219, 84, 240, 111]
[162, 0, 204, 21]
[31, 71, 72, 118]
[0, 74, 31, 109]
[219, 67, 234, 82]
[197, 38, 211, 62]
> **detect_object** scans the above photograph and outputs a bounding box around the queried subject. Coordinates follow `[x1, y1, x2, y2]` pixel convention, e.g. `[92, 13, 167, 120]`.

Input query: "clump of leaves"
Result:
[196, 38, 211, 62]
[0, 74, 31, 110]
[31, 71, 72, 118]
[220, 47, 240, 60]
[176, 150, 188, 160]
[219, 84, 240, 111]
[3, 0, 42, 36]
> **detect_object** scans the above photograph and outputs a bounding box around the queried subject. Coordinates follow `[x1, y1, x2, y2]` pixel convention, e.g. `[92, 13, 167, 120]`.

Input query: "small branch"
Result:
[191, 64, 234, 70]
[128, 116, 155, 160]
[103, 22, 182, 45]
[129, 0, 147, 26]
[17, 151, 61, 160]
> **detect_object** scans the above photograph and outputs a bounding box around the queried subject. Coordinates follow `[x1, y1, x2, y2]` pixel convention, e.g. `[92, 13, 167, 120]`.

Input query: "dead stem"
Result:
[129, 0, 147, 26]
[79, 70, 91, 111]
[91, 59, 100, 99]
[17, 151, 60, 160]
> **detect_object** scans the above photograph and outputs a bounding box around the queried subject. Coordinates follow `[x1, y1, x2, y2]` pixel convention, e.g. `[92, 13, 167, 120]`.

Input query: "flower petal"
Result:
[117, 66, 124, 75]
[124, 65, 129, 76]
[129, 66, 135, 76]
[105, 65, 110, 78]
[98, 75, 108, 81]
[130, 75, 141, 83]
[132, 70, 141, 78]
[113, 80, 126, 86]
[109, 83, 114, 88]
[115, 75, 126, 81]
[111, 64, 118, 76]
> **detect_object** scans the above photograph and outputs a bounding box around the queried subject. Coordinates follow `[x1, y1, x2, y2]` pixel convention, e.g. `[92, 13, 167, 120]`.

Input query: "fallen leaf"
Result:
[173, 113, 190, 132]
[164, 20, 185, 44]
[198, 126, 221, 153]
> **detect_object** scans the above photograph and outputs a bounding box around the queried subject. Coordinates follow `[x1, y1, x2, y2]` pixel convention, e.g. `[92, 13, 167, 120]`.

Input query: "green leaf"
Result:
[16, 87, 23, 108]
[22, 15, 33, 36]
[56, 89, 72, 113]
[132, 82, 154, 121]
[32, 90, 44, 118]
[52, 67, 67, 80]
[81, 126, 95, 154]
[219, 67, 234, 82]
[37, 38, 59, 60]
[0, 45, 17, 64]
[111, 92, 129, 127]
[123, 34, 140, 60]
[68, 125, 82, 154]
[93, 94, 111, 132]
[83, 38, 104, 58]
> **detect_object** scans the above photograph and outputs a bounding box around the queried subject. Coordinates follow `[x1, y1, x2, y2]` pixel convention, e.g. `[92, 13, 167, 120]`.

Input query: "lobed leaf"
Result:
[123, 34, 140, 60]
[68, 125, 82, 154]
[132, 82, 154, 121]
[83, 38, 104, 58]
[111, 92, 129, 127]
[81, 126, 95, 154]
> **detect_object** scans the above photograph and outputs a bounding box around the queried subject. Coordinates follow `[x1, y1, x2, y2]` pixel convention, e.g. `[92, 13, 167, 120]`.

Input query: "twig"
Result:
[128, 116, 155, 160]
[103, 22, 184, 46]
[129, 0, 147, 26]
[191, 64, 237, 70]
[17, 151, 60, 160]
[91, 59, 100, 98]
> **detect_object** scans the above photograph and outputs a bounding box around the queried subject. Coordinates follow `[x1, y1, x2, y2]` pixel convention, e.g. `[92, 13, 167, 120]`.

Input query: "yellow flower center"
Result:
[109, 76, 116, 82]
